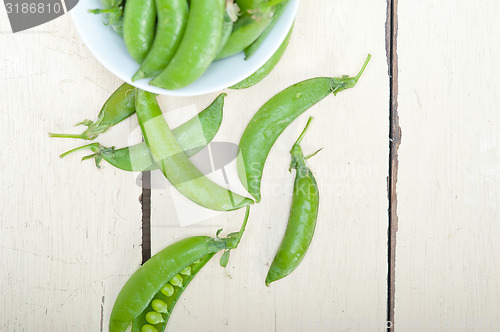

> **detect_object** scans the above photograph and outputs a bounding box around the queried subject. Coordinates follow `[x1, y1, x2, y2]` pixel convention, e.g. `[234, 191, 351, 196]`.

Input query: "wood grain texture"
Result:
[395, 1, 500, 330]
[0, 8, 142, 332]
[150, 0, 390, 331]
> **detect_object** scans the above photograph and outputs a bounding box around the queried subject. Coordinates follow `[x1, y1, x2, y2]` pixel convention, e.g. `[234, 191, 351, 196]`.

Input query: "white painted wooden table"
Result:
[1, 0, 499, 331]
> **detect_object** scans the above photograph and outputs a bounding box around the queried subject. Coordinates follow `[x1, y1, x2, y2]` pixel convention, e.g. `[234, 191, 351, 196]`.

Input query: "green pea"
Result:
[141, 324, 158, 332]
[160, 283, 174, 297]
[169, 274, 183, 287]
[151, 299, 168, 313]
[180, 266, 191, 276]
[145, 311, 165, 325]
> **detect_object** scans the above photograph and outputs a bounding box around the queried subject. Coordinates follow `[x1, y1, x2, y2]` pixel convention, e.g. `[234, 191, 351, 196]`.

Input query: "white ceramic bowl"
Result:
[70, 0, 299, 96]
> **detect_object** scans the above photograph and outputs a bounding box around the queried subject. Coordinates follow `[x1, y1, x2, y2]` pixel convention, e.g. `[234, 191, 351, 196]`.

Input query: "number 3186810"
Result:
[5, 2, 63, 14]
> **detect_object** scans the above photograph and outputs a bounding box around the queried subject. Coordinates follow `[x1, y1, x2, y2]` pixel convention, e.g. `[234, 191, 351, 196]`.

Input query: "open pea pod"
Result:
[110, 207, 250, 332]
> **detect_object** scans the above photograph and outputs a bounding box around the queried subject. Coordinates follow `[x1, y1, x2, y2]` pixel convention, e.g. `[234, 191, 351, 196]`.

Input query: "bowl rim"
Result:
[70, 0, 299, 97]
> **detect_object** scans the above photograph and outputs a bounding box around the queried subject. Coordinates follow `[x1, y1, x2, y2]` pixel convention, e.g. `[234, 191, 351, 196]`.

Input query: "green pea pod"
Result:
[123, 0, 157, 63]
[135, 89, 253, 211]
[237, 54, 371, 202]
[49, 83, 136, 140]
[132, 0, 189, 81]
[266, 118, 320, 286]
[110, 207, 250, 332]
[150, 0, 225, 90]
[230, 25, 292, 89]
[59, 93, 226, 171]
[243, 0, 289, 59]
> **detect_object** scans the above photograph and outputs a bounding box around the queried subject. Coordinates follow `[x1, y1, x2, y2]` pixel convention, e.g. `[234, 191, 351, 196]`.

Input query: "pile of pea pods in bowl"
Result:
[55, 0, 373, 330]
[71, 0, 299, 96]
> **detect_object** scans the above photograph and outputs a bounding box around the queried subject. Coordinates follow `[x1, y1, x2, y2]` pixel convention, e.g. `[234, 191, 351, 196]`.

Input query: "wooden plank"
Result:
[395, 1, 500, 330]
[150, 0, 390, 330]
[0, 11, 142, 332]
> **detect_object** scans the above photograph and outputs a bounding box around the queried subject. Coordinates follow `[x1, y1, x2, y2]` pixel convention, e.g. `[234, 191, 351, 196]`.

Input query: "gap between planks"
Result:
[386, 0, 400, 330]
[141, 171, 152, 264]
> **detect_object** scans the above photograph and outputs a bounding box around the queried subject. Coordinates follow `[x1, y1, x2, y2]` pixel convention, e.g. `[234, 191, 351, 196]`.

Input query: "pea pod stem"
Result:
[49, 83, 136, 140]
[226, 205, 250, 248]
[354, 54, 371, 82]
[293, 116, 312, 146]
[237, 54, 371, 202]
[220, 204, 250, 277]
[60, 143, 101, 159]
[304, 148, 323, 161]
[49, 133, 88, 139]
[90, 8, 117, 14]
